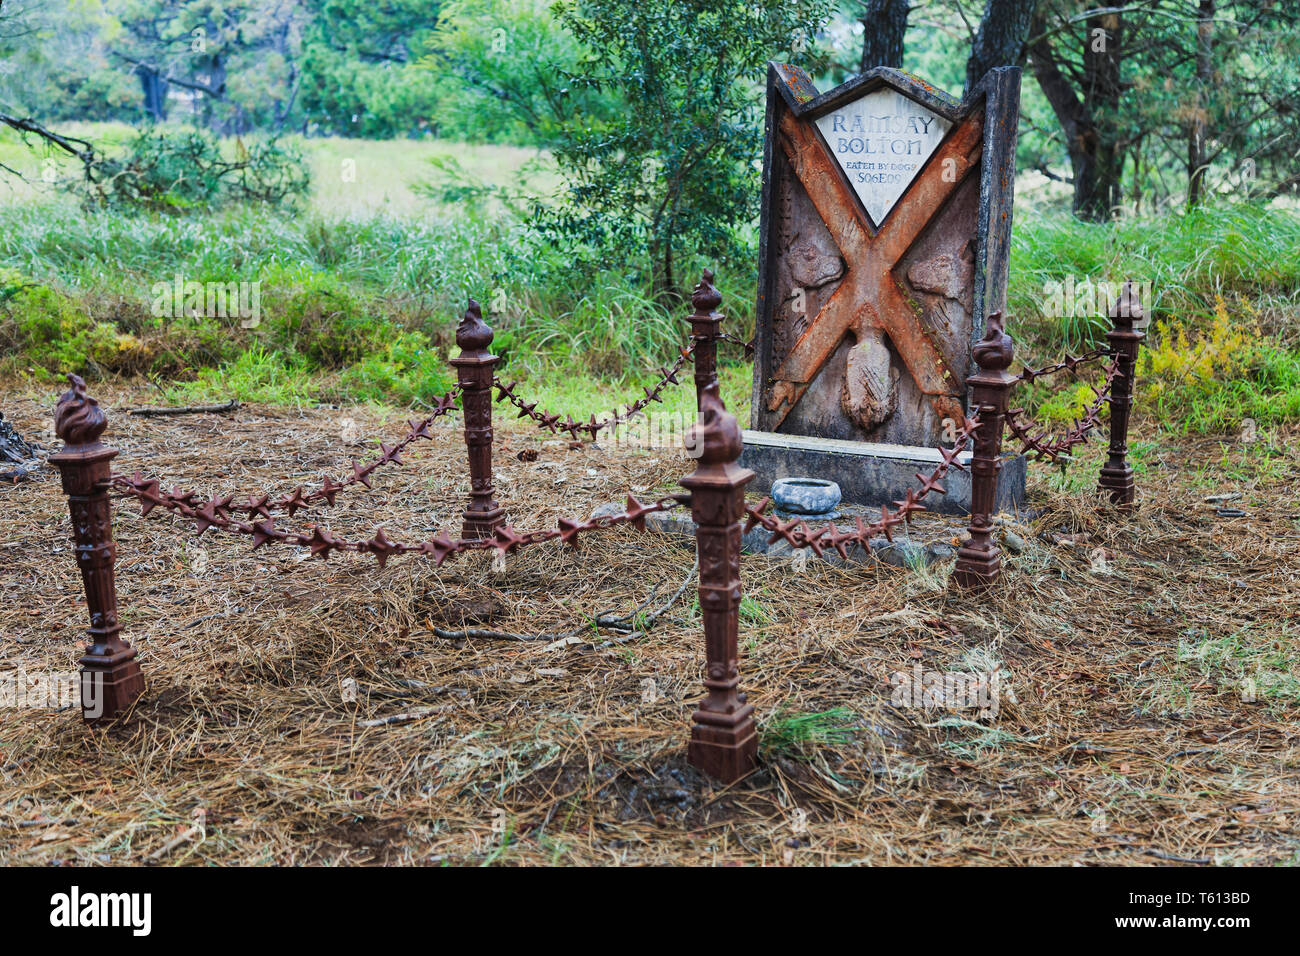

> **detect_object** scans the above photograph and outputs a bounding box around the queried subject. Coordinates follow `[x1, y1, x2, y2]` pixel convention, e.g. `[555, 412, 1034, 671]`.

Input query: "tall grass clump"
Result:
[1010, 202, 1300, 353]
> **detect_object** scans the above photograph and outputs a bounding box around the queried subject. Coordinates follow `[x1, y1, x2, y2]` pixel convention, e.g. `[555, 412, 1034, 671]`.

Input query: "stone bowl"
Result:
[771, 477, 841, 519]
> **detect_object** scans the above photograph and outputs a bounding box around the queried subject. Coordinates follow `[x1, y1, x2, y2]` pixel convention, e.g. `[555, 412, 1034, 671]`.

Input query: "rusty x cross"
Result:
[767, 101, 985, 430]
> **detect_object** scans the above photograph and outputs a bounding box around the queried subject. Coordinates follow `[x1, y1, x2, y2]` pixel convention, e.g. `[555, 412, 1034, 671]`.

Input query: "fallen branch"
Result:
[130, 400, 241, 417]
[0, 112, 98, 168]
[1143, 847, 1211, 865]
[357, 703, 460, 728]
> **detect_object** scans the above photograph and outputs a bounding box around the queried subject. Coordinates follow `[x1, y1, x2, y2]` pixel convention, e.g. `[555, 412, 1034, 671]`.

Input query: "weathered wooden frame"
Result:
[751, 63, 1021, 445]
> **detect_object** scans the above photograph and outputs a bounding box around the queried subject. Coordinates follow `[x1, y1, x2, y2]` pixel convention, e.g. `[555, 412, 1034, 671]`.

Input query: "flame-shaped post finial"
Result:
[456, 298, 494, 353]
[55, 373, 108, 447]
[689, 384, 743, 468]
[691, 269, 722, 315]
[972, 311, 1013, 373]
[1110, 280, 1144, 330]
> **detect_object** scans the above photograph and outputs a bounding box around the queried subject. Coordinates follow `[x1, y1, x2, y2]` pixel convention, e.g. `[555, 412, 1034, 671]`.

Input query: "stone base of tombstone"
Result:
[644, 509, 979, 568]
[740, 430, 1024, 516]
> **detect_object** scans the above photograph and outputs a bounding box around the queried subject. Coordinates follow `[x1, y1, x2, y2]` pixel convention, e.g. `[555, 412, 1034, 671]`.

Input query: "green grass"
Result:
[1009, 203, 1300, 354]
[1152, 342, 1300, 435]
[760, 706, 856, 758]
[160, 346, 321, 408]
[0, 121, 555, 217]
[1150, 625, 1300, 716]
[513, 362, 752, 435]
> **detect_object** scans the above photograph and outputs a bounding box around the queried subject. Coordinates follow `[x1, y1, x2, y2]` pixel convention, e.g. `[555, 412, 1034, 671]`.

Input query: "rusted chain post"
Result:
[49, 375, 144, 724]
[1099, 281, 1144, 506]
[451, 299, 505, 539]
[682, 383, 757, 783]
[687, 270, 723, 408]
[953, 313, 1016, 590]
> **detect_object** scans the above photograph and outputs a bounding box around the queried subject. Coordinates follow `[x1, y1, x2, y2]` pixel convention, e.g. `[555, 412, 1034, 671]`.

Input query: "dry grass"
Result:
[1, 379, 1298, 866]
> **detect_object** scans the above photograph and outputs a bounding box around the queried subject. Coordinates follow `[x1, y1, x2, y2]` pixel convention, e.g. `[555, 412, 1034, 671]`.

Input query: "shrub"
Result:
[75, 129, 310, 213]
[1138, 297, 1300, 433]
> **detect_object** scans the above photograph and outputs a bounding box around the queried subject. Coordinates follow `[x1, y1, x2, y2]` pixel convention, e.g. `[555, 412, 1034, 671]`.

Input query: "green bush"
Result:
[338, 331, 454, 406]
[0, 278, 149, 376]
[75, 129, 310, 213]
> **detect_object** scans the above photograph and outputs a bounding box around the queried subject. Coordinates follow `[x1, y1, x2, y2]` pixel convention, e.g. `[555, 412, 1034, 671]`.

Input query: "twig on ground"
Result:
[357, 704, 460, 728]
[1144, 848, 1212, 864]
[130, 400, 241, 417]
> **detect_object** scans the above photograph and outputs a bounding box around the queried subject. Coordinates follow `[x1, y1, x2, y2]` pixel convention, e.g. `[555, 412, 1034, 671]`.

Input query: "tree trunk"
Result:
[652, 240, 680, 308]
[136, 65, 168, 121]
[1028, 8, 1124, 221]
[1080, 12, 1124, 220]
[859, 0, 910, 71]
[204, 52, 227, 132]
[1187, 0, 1214, 207]
[965, 0, 1039, 93]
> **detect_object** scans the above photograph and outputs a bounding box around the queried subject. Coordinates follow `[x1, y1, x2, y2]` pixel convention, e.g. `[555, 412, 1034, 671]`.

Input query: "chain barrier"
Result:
[1004, 359, 1123, 462]
[109, 388, 462, 520]
[493, 345, 694, 440]
[741, 416, 981, 558]
[1014, 345, 1112, 384]
[108, 475, 688, 567]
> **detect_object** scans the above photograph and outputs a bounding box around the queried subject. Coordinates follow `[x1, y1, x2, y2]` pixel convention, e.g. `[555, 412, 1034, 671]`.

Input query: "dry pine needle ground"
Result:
[0, 380, 1298, 865]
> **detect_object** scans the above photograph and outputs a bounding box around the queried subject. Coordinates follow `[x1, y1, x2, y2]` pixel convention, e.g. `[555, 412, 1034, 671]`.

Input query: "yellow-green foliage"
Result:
[1028, 296, 1300, 435]
[1136, 297, 1300, 433]
[1036, 379, 1102, 425]
[1138, 297, 1251, 388]
[0, 274, 152, 378]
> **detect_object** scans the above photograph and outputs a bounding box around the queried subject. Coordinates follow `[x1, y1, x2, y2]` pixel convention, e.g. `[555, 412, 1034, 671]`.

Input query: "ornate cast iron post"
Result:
[452, 299, 505, 539]
[686, 270, 724, 408]
[953, 313, 1015, 590]
[1099, 281, 1144, 506]
[49, 374, 144, 724]
[682, 384, 757, 783]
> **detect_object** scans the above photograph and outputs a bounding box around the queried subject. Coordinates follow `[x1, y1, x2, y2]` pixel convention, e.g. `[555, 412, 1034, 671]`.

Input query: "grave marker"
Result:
[744, 63, 1025, 512]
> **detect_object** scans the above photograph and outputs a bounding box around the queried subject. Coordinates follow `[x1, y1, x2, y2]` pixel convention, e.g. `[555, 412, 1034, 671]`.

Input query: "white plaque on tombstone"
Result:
[814, 87, 952, 226]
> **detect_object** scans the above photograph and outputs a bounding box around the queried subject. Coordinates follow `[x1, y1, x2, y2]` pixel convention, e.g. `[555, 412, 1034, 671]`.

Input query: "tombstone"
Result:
[744, 63, 1025, 515]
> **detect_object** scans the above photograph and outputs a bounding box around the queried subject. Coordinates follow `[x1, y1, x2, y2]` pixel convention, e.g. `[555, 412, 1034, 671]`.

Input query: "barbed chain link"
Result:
[1004, 359, 1123, 462]
[741, 416, 982, 558]
[107, 476, 689, 567]
[715, 331, 755, 359]
[1015, 346, 1112, 384]
[493, 345, 695, 440]
[110, 388, 461, 520]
